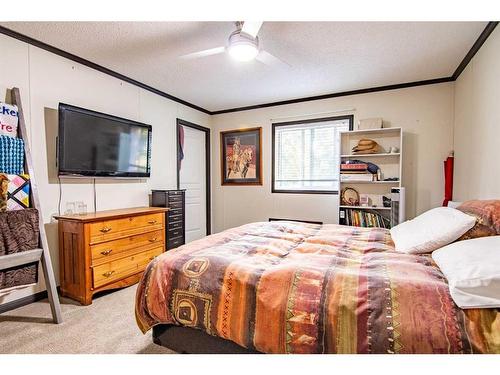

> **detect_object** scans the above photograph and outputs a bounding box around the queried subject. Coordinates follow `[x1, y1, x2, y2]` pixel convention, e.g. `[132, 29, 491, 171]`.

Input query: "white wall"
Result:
[0, 34, 211, 306]
[453, 27, 500, 201]
[211, 83, 454, 232]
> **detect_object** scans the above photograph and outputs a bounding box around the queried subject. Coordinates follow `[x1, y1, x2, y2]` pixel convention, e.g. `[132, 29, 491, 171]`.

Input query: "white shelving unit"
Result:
[338, 127, 403, 227]
[339, 205, 391, 210]
[340, 153, 401, 158]
[340, 180, 399, 185]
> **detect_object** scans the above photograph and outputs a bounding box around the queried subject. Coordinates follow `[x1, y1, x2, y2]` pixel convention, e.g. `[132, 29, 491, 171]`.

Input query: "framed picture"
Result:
[220, 127, 262, 185]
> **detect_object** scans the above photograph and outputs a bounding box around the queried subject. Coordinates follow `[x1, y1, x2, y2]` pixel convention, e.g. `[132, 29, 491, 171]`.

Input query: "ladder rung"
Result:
[0, 248, 43, 271]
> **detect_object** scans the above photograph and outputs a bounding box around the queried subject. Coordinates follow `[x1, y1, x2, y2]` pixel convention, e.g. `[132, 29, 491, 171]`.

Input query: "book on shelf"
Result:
[339, 208, 390, 229]
[340, 163, 368, 171]
[340, 170, 370, 174]
[340, 173, 374, 182]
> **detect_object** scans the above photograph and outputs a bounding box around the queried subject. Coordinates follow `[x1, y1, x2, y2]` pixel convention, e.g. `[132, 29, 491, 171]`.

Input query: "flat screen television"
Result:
[58, 103, 152, 178]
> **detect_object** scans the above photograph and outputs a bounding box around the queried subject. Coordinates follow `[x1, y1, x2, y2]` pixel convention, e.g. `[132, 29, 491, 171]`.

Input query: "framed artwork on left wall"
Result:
[220, 127, 262, 185]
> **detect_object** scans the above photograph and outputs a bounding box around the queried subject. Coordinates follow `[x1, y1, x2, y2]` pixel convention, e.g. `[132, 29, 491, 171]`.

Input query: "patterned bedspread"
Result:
[135, 221, 500, 353]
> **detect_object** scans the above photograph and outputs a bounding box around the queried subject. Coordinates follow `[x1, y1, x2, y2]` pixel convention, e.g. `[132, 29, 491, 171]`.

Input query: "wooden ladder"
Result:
[0, 87, 62, 323]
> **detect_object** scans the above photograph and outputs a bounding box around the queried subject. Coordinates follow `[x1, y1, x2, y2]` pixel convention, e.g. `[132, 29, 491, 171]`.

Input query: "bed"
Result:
[135, 221, 500, 354]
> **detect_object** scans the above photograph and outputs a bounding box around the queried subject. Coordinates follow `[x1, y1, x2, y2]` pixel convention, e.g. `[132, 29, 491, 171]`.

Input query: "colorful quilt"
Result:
[0, 102, 19, 138]
[0, 174, 7, 211]
[0, 135, 24, 175]
[0, 208, 40, 292]
[0, 174, 30, 211]
[135, 221, 500, 354]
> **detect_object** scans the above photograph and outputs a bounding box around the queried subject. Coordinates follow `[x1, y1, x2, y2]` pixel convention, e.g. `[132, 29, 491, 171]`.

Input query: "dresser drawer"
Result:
[168, 200, 183, 209]
[168, 213, 183, 222]
[168, 190, 184, 196]
[92, 247, 163, 288]
[168, 220, 183, 230]
[168, 208, 183, 216]
[90, 229, 164, 265]
[168, 227, 183, 239]
[90, 213, 164, 244]
[168, 194, 183, 203]
[167, 236, 184, 249]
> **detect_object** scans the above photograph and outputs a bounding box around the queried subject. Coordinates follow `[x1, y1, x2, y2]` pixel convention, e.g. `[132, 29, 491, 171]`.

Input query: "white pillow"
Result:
[390, 207, 476, 254]
[432, 236, 500, 309]
[447, 201, 463, 209]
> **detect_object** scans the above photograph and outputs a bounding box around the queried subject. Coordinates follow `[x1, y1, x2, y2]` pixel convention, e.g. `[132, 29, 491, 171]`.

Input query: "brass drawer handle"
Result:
[149, 237, 158, 243]
[148, 220, 157, 225]
[100, 226, 112, 233]
[100, 249, 113, 256]
[103, 270, 115, 278]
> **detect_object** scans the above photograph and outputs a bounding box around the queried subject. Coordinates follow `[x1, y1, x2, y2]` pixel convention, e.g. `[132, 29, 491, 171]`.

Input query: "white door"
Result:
[179, 125, 207, 242]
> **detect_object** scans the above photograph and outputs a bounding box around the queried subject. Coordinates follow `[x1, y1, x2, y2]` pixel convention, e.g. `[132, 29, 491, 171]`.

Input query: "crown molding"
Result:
[451, 21, 498, 80]
[210, 77, 454, 115]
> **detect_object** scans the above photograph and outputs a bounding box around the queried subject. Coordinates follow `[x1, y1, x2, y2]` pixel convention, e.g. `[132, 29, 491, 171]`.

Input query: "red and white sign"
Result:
[0, 102, 19, 138]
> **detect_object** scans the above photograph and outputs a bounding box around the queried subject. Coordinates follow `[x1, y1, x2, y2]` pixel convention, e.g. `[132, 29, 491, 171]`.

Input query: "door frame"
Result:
[176, 118, 211, 235]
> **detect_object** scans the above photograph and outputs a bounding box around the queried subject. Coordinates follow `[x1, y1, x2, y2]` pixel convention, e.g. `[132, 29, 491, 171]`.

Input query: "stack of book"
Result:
[340, 208, 390, 228]
[340, 162, 375, 182]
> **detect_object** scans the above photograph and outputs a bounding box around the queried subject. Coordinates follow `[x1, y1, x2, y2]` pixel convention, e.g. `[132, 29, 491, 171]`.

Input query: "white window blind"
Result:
[273, 117, 351, 192]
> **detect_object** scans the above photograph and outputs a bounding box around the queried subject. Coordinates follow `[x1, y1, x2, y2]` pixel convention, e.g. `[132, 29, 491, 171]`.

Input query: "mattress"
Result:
[135, 221, 500, 353]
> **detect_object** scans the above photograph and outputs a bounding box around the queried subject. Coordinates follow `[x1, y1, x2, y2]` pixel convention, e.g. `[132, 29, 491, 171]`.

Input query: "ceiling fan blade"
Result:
[256, 50, 290, 68]
[179, 46, 226, 60]
[241, 21, 263, 38]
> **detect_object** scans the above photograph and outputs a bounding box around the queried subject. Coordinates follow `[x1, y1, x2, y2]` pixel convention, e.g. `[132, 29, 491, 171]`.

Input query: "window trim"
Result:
[271, 115, 354, 195]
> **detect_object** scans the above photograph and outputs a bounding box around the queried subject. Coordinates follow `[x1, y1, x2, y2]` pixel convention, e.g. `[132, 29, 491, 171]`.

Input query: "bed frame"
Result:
[152, 324, 261, 354]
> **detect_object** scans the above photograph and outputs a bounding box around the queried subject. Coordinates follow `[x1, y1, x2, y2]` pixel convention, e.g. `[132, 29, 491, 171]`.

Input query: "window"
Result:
[272, 115, 353, 194]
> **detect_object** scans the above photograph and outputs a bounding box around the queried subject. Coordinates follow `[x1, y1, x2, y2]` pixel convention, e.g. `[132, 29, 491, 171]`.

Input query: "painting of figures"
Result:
[220, 127, 262, 185]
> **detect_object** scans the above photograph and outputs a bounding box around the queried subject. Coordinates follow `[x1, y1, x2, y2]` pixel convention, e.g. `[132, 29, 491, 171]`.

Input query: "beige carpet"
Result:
[0, 285, 176, 354]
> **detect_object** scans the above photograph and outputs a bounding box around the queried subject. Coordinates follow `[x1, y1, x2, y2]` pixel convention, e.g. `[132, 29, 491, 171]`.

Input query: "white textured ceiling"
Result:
[0, 21, 487, 112]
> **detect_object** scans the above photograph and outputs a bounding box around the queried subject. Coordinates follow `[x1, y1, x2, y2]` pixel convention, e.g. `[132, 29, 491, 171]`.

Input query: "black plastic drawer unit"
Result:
[151, 190, 186, 250]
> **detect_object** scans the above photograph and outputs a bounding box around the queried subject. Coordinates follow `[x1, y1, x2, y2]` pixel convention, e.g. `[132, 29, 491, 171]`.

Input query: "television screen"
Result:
[58, 103, 152, 177]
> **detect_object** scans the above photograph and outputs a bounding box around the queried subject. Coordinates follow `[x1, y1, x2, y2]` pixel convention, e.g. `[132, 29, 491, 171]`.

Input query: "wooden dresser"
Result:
[151, 190, 186, 250]
[55, 207, 168, 305]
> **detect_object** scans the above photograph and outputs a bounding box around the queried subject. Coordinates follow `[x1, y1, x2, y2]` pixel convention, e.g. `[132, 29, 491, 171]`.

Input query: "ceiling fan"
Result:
[179, 21, 289, 67]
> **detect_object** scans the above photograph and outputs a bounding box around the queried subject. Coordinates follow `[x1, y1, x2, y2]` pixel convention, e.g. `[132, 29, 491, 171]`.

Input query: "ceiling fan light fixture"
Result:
[228, 32, 259, 62]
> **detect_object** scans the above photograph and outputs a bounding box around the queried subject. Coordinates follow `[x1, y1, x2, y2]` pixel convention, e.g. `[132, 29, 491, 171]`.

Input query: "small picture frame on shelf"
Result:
[360, 194, 369, 207]
[357, 118, 382, 130]
[341, 187, 360, 206]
